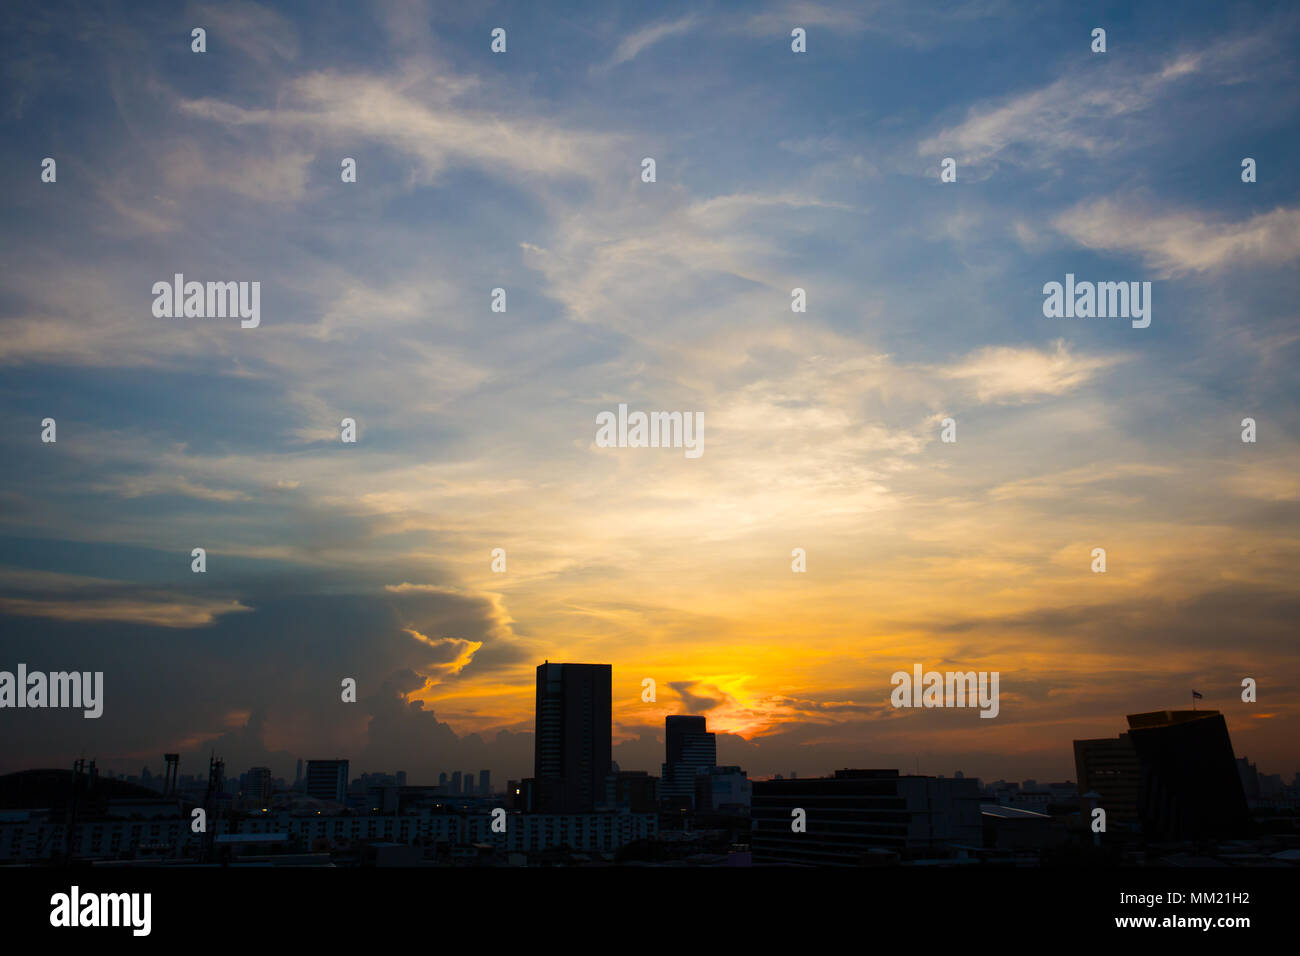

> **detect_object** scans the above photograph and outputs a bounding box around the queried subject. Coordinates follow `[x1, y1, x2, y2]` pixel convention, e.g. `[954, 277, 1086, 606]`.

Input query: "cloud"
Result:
[1054, 200, 1300, 276]
[0, 596, 249, 628]
[176, 69, 617, 184]
[670, 680, 722, 712]
[917, 34, 1275, 171]
[595, 15, 697, 71]
[189, 1, 301, 64]
[935, 340, 1125, 403]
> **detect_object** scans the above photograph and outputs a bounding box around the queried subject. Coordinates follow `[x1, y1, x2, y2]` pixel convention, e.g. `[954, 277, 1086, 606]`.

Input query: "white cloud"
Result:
[936, 340, 1125, 403]
[1054, 199, 1300, 276]
[596, 15, 697, 71]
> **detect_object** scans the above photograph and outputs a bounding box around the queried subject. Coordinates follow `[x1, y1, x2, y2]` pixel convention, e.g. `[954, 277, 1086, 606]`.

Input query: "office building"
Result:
[613, 771, 659, 812]
[244, 766, 272, 806]
[1125, 710, 1250, 841]
[661, 715, 716, 807]
[534, 662, 612, 812]
[696, 765, 751, 813]
[1074, 733, 1141, 828]
[1076, 710, 1250, 841]
[304, 760, 349, 804]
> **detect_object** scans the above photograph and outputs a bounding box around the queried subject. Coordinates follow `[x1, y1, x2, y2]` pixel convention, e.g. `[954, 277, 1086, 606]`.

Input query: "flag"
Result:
[1192, 690, 1203, 699]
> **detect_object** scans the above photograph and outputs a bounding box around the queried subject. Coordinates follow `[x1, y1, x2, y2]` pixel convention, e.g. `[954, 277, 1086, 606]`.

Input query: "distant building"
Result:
[660, 715, 716, 807]
[479, 770, 490, 796]
[244, 767, 272, 806]
[696, 766, 751, 812]
[304, 760, 349, 804]
[533, 662, 612, 812]
[613, 771, 658, 812]
[1076, 710, 1250, 841]
[752, 770, 982, 865]
[1073, 734, 1141, 829]
[1126, 710, 1250, 841]
[1238, 757, 1260, 798]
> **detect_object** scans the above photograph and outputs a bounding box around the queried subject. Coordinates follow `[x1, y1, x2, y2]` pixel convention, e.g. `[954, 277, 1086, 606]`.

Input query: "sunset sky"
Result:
[2, 0, 1298, 786]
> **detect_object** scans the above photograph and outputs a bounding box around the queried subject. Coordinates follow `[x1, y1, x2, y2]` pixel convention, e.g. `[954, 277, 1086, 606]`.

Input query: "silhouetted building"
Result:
[1073, 734, 1141, 829]
[696, 765, 751, 813]
[507, 778, 536, 811]
[304, 760, 349, 804]
[479, 770, 490, 796]
[533, 662, 612, 812]
[244, 767, 272, 806]
[1237, 757, 1260, 799]
[752, 769, 982, 865]
[613, 771, 658, 812]
[1125, 710, 1250, 841]
[1077, 710, 1250, 842]
[661, 715, 716, 807]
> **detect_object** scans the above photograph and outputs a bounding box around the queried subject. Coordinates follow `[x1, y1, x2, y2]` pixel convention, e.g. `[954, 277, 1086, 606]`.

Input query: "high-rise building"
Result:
[245, 766, 272, 805]
[479, 770, 490, 795]
[450, 771, 462, 795]
[463, 772, 474, 795]
[439, 772, 448, 789]
[533, 661, 612, 812]
[304, 760, 349, 803]
[294, 759, 304, 788]
[661, 715, 716, 807]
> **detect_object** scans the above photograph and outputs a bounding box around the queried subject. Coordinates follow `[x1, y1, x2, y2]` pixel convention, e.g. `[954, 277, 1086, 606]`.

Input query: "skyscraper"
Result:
[534, 661, 612, 812]
[661, 715, 716, 807]
[479, 769, 491, 795]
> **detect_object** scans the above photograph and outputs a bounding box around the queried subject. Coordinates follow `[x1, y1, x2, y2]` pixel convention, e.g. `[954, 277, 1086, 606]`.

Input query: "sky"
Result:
[1, 0, 1298, 787]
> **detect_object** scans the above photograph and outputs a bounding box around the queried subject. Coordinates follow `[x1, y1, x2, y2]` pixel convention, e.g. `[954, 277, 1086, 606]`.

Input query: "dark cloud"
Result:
[669, 680, 721, 712]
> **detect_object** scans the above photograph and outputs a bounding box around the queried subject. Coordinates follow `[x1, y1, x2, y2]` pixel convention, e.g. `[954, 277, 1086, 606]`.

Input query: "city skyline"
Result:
[2, 0, 1299, 796]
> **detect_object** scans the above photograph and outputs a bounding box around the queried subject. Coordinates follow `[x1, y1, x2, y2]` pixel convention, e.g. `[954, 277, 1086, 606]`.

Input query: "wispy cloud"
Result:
[935, 341, 1126, 403]
[594, 15, 697, 71]
[1054, 199, 1300, 276]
